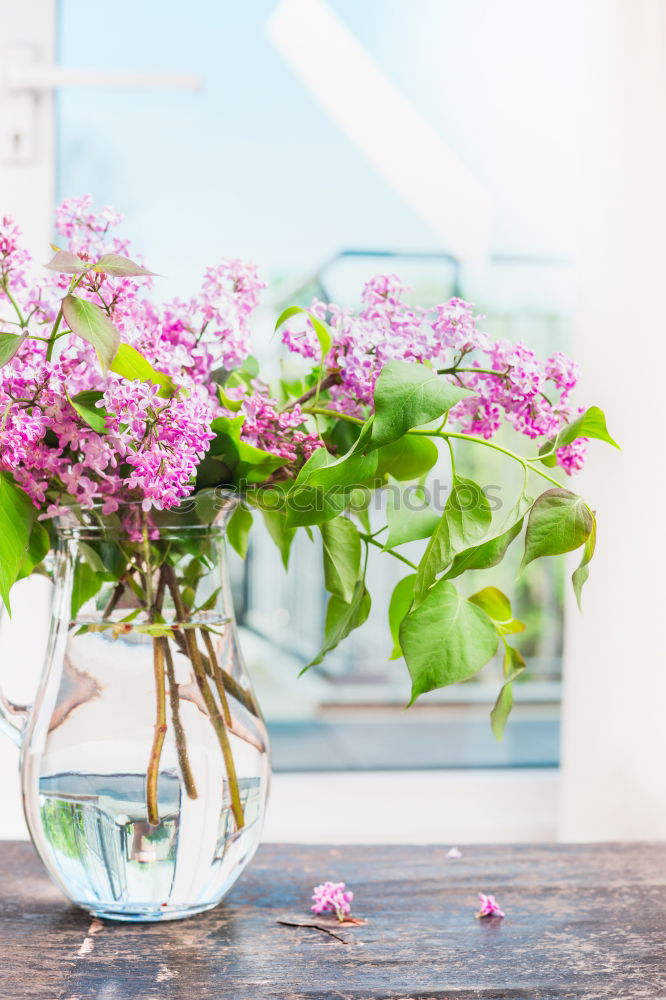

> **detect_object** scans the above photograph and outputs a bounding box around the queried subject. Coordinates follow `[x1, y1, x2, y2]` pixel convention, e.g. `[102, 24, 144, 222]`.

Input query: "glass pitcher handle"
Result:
[0, 604, 31, 747]
[0, 690, 29, 747]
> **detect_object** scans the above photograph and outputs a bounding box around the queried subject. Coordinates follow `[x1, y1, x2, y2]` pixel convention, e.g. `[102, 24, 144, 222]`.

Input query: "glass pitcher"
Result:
[0, 498, 270, 922]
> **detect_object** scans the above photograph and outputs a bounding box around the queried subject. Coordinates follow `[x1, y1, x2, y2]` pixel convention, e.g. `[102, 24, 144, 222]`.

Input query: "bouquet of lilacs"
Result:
[0, 198, 615, 821]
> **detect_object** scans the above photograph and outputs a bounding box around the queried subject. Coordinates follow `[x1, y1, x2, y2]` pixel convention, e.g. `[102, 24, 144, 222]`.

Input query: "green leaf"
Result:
[446, 475, 493, 551]
[69, 390, 107, 433]
[572, 511, 597, 610]
[374, 435, 439, 482]
[490, 683, 513, 741]
[400, 579, 499, 703]
[285, 486, 346, 527]
[242, 355, 260, 377]
[197, 415, 284, 489]
[194, 587, 223, 614]
[17, 521, 50, 581]
[468, 586, 512, 622]
[218, 385, 243, 411]
[275, 306, 332, 404]
[555, 406, 619, 451]
[444, 518, 524, 580]
[286, 446, 378, 527]
[262, 509, 296, 569]
[226, 503, 253, 559]
[468, 586, 526, 636]
[385, 484, 440, 548]
[71, 560, 103, 619]
[538, 441, 558, 467]
[540, 407, 619, 466]
[78, 541, 109, 575]
[61, 295, 120, 371]
[274, 306, 332, 357]
[521, 488, 594, 570]
[109, 343, 174, 398]
[346, 487, 371, 533]
[388, 573, 416, 659]
[370, 360, 471, 448]
[0, 472, 36, 612]
[295, 446, 378, 492]
[320, 516, 361, 603]
[306, 580, 371, 670]
[490, 645, 526, 740]
[44, 248, 88, 274]
[415, 476, 492, 601]
[93, 253, 156, 277]
[135, 623, 175, 639]
[0, 332, 26, 368]
[325, 417, 361, 458]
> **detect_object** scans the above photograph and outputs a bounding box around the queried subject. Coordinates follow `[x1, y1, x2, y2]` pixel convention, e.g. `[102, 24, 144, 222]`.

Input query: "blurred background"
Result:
[1, 0, 663, 843]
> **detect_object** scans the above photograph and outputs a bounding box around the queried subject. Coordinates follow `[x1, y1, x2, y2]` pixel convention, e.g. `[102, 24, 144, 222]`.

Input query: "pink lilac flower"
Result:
[279, 278, 585, 472]
[0, 199, 276, 515]
[446, 846, 463, 859]
[311, 881, 354, 922]
[102, 378, 216, 512]
[431, 297, 490, 353]
[238, 387, 321, 464]
[545, 351, 580, 396]
[556, 439, 588, 475]
[0, 216, 32, 293]
[55, 194, 123, 248]
[475, 893, 505, 919]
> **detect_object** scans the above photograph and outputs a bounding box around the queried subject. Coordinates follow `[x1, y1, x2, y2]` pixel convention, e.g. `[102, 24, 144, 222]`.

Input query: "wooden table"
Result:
[0, 841, 663, 999]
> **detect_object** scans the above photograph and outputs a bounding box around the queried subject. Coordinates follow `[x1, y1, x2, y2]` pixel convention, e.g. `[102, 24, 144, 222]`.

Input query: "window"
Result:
[55, 0, 584, 770]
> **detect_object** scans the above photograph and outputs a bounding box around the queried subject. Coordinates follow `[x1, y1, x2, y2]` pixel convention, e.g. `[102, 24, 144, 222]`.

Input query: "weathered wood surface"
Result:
[0, 840, 664, 1000]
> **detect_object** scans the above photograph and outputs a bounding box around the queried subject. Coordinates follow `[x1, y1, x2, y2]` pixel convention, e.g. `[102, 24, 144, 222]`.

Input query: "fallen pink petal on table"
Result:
[475, 893, 505, 919]
[311, 881, 354, 922]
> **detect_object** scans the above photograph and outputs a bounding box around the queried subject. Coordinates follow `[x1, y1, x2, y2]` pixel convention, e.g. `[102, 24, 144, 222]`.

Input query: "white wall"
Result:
[0, 0, 56, 837]
[560, 0, 666, 840]
[0, 0, 55, 250]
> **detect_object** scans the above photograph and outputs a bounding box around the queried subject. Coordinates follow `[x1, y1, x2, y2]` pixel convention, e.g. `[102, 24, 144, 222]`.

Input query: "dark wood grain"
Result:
[0, 840, 663, 1000]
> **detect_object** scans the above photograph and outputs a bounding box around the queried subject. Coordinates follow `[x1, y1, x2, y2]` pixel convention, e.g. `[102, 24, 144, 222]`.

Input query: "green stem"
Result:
[46, 274, 84, 361]
[302, 406, 364, 426]
[436, 431, 562, 488]
[162, 636, 198, 800]
[142, 516, 154, 609]
[1, 282, 28, 328]
[145, 551, 165, 827]
[361, 533, 418, 570]
[170, 628, 257, 716]
[437, 366, 508, 377]
[200, 627, 232, 728]
[45, 306, 63, 362]
[146, 637, 167, 826]
[163, 565, 245, 830]
[304, 405, 562, 488]
[283, 373, 338, 411]
[445, 437, 456, 478]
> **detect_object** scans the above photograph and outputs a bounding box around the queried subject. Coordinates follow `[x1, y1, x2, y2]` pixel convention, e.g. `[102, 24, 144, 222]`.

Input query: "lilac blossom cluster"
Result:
[0, 352, 216, 516]
[0, 197, 590, 522]
[281, 275, 585, 474]
[239, 390, 321, 463]
[311, 881, 354, 921]
[0, 200, 316, 515]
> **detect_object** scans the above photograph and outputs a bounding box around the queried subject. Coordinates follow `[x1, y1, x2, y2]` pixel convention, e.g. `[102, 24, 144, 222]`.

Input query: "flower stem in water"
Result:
[163, 565, 245, 830]
[162, 636, 198, 801]
[146, 636, 167, 826]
